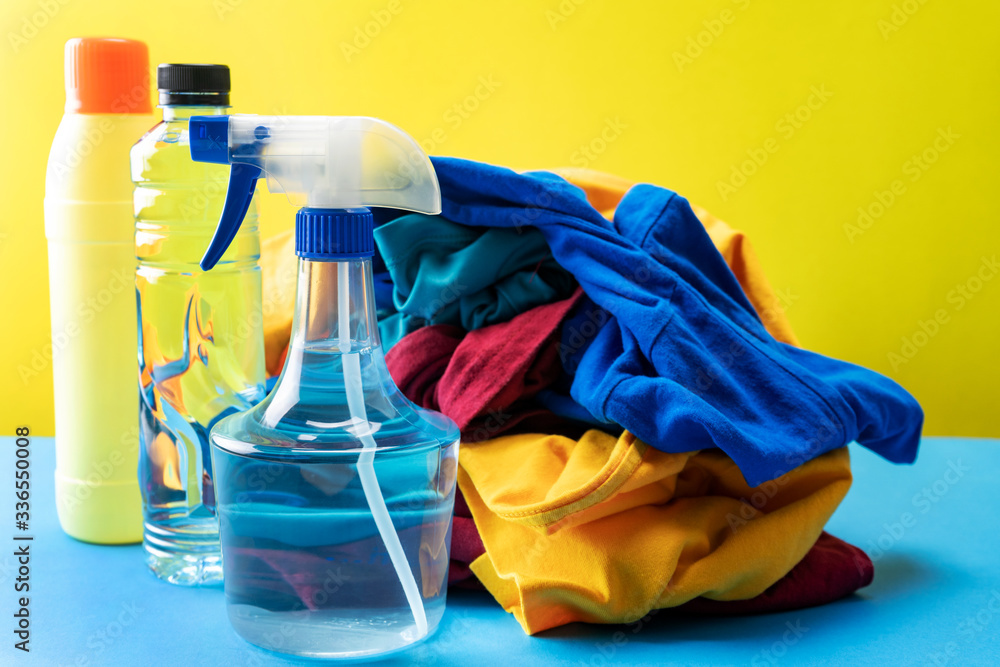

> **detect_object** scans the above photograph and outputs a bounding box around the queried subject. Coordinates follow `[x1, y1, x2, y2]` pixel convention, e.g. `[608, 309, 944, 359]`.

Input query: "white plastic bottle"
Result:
[43, 37, 155, 544]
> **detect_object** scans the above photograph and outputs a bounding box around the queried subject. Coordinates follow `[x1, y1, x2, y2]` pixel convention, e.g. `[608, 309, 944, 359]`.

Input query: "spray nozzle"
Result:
[190, 114, 442, 270]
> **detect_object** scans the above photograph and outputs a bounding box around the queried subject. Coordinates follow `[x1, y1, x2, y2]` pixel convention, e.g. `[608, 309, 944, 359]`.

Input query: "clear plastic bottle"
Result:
[211, 256, 459, 658]
[131, 65, 266, 585]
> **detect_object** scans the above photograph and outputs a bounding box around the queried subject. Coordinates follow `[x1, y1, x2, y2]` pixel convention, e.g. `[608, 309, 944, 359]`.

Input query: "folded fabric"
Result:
[540, 168, 805, 429]
[373, 213, 577, 350]
[550, 167, 800, 347]
[677, 531, 873, 616]
[431, 157, 923, 485]
[448, 515, 874, 618]
[457, 428, 853, 634]
[385, 290, 584, 442]
[385, 246, 874, 619]
[387, 281, 874, 621]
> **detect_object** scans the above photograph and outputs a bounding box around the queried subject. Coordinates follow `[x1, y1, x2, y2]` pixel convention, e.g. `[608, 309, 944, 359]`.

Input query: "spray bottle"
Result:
[190, 115, 459, 659]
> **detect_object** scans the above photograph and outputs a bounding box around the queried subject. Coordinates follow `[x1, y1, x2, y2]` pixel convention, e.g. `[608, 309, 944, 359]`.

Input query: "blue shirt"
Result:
[429, 156, 923, 485]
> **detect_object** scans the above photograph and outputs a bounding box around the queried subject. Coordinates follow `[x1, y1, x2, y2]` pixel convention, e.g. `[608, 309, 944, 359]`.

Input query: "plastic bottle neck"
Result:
[162, 105, 229, 121]
[259, 254, 393, 433]
[289, 257, 381, 353]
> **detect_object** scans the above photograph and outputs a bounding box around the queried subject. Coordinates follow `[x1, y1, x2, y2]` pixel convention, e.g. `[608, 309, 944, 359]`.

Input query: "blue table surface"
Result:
[1, 436, 997, 666]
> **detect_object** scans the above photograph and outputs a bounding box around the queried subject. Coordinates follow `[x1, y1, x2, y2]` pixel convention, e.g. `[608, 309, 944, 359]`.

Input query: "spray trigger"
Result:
[200, 163, 262, 271]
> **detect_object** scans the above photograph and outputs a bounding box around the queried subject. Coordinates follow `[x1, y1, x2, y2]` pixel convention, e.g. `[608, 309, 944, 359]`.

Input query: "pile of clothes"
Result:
[259, 159, 923, 635]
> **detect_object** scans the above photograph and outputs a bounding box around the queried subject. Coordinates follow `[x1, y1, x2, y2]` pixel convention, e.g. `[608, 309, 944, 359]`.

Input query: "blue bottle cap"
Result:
[295, 207, 374, 260]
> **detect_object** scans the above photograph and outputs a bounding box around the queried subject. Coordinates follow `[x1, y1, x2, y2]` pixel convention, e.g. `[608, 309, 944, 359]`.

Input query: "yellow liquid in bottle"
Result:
[131, 105, 265, 585]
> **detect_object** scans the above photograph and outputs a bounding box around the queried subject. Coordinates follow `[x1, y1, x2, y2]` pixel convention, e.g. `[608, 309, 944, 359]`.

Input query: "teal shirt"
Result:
[374, 213, 576, 349]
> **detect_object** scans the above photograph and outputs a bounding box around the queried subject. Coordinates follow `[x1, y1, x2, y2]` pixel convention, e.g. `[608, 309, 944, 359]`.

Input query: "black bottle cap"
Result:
[157, 64, 230, 106]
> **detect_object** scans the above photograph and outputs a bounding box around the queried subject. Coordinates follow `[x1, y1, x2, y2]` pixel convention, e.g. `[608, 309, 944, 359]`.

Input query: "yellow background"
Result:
[1, 0, 997, 437]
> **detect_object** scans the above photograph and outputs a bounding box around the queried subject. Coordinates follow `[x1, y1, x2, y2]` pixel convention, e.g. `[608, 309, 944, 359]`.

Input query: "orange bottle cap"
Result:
[64, 37, 152, 114]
